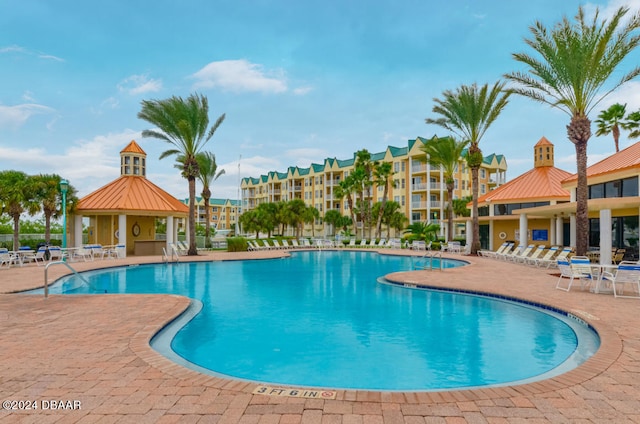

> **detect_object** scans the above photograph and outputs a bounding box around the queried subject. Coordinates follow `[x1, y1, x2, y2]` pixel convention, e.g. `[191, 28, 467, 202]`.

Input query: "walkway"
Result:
[1, 250, 639, 423]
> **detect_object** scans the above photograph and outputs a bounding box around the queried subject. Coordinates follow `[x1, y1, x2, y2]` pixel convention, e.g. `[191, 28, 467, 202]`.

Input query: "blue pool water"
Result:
[45, 251, 598, 391]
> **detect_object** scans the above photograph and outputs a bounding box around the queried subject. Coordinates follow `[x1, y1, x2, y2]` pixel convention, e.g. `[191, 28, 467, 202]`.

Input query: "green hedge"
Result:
[227, 237, 248, 252]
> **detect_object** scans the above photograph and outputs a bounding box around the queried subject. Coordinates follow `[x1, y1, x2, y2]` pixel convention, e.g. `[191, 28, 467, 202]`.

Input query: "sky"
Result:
[3, 0, 640, 203]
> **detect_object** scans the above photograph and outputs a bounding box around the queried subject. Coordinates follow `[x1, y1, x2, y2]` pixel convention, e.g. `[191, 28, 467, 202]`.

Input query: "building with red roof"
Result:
[71, 141, 188, 256]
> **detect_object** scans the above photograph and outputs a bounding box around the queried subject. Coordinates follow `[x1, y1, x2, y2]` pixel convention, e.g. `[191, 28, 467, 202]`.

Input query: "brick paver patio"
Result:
[1, 249, 639, 423]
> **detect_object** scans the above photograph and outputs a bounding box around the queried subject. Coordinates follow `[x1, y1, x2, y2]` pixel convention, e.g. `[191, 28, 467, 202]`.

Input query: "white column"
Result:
[166, 216, 174, 252]
[599, 209, 613, 265]
[118, 214, 127, 257]
[519, 213, 528, 249]
[466, 220, 472, 249]
[549, 218, 556, 245]
[555, 216, 564, 246]
[570, 213, 577, 248]
[488, 220, 494, 251]
[174, 217, 179, 246]
[408, 156, 413, 223]
[74, 215, 83, 247]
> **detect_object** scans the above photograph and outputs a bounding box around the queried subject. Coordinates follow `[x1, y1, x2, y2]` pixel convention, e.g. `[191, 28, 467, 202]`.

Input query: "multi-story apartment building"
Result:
[241, 137, 507, 238]
[181, 197, 241, 234]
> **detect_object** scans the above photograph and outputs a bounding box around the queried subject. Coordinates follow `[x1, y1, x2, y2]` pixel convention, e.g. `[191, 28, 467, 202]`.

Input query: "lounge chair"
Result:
[602, 262, 640, 299]
[389, 238, 402, 249]
[72, 246, 94, 262]
[290, 239, 301, 249]
[48, 246, 63, 261]
[612, 248, 626, 264]
[545, 247, 573, 268]
[479, 242, 509, 258]
[507, 244, 535, 262]
[531, 246, 559, 267]
[346, 238, 356, 248]
[496, 243, 518, 260]
[521, 245, 546, 265]
[271, 239, 285, 250]
[556, 256, 596, 292]
[0, 249, 16, 268]
[377, 239, 387, 248]
[170, 242, 187, 256]
[359, 239, 368, 248]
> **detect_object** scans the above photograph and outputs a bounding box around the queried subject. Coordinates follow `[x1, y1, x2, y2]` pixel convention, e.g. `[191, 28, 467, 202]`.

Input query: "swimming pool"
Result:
[45, 250, 599, 391]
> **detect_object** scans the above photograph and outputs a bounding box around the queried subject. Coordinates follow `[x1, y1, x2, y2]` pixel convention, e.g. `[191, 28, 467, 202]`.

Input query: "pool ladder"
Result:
[162, 246, 180, 263]
[43, 260, 89, 298]
[413, 250, 443, 271]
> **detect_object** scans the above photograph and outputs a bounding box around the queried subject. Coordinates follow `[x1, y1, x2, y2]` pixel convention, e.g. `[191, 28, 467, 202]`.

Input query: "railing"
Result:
[413, 250, 443, 271]
[44, 260, 89, 298]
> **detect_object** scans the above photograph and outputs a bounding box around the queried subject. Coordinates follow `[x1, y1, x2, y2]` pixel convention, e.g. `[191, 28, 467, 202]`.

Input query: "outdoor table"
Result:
[10, 250, 34, 266]
[590, 263, 618, 294]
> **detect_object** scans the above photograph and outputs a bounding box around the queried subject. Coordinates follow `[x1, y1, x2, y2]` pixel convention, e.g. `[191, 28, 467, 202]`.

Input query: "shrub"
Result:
[227, 237, 248, 252]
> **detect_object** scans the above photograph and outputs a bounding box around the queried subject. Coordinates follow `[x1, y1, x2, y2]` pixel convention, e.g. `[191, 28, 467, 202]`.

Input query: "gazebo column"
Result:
[555, 216, 564, 246]
[74, 215, 83, 248]
[166, 216, 174, 252]
[549, 218, 556, 246]
[118, 214, 127, 257]
[519, 213, 528, 251]
[466, 220, 472, 250]
[599, 209, 613, 265]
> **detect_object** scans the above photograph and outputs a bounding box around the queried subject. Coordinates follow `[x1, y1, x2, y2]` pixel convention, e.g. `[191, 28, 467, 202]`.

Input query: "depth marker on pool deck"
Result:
[253, 386, 337, 399]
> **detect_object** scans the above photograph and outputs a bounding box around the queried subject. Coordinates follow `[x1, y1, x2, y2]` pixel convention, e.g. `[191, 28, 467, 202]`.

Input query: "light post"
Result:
[60, 179, 69, 257]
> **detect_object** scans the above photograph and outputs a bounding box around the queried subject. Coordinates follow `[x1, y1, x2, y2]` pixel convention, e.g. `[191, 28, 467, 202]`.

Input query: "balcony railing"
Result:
[411, 201, 447, 209]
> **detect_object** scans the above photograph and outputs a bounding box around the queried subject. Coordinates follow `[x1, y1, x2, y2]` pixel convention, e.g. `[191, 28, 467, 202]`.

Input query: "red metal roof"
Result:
[77, 176, 189, 215]
[563, 141, 640, 183]
[120, 140, 146, 155]
[534, 136, 553, 147]
[476, 166, 572, 203]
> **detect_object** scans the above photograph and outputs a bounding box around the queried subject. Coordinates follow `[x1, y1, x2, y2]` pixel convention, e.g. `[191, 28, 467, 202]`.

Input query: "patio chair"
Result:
[290, 239, 301, 249]
[346, 238, 356, 248]
[612, 248, 626, 265]
[556, 256, 597, 292]
[359, 239, 368, 248]
[0, 249, 16, 268]
[48, 246, 63, 261]
[23, 247, 47, 266]
[602, 262, 640, 299]
[377, 239, 387, 248]
[72, 246, 94, 262]
[389, 238, 402, 249]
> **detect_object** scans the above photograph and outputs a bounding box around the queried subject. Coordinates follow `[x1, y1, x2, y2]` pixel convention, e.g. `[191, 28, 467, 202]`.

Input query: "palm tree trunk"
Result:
[375, 186, 388, 239]
[44, 212, 52, 243]
[203, 194, 211, 249]
[188, 177, 198, 255]
[613, 125, 620, 152]
[12, 214, 20, 250]
[471, 167, 480, 254]
[568, 115, 591, 256]
[446, 184, 454, 243]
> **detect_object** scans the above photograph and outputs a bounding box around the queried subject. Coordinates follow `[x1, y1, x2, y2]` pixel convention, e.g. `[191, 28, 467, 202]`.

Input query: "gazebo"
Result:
[70, 141, 188, 257]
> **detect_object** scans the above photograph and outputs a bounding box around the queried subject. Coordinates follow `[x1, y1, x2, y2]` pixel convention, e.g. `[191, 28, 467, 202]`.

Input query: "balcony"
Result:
[325, 179, 341, 187]
[411, 164, 427, 173]
[411, 201, 447, 209]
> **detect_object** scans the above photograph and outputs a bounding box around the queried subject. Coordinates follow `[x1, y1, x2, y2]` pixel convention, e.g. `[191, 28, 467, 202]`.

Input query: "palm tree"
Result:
[0, 171, 39, 249]
[196, 152, 225, 248]
[421, 136, 470, 243]
[452, 196, 472, 218]
[426, 82, 510, 254]
[595, 103, 627, 152]
[404, 221, 440, 242]
[334, 176, 357, 232]
[623, 110, 640, 139]
[138, 93, 225, 255]
[505, 6, 640, 256]
[323, 209, 343, 236]
[373, 161, 394, 239]
[32, 174, 78, 243]
[302, 205, 320, 237]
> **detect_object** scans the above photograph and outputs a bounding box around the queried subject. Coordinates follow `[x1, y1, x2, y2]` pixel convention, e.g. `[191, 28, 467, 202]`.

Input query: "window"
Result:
[401, 162, 405, 172]
[394, 196, 400, 203]
[589, 177, 639, 199]
[480, 184, 486, 194]
[480, 169, 486, 179]
[401, 195, 405, 206]
[401, 179, 405, 189]
[394, 162, 400, 173]
[454, 179, 458, 189]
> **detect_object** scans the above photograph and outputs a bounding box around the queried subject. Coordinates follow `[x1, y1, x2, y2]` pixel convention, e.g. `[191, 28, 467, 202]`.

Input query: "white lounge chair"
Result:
[522, 245, 546, 265]
[508, 244, 535, 262]
[496, 243, 518, 260]
[23, 247, 47, 266]
[602, 262, 640, 299]
[0, 249, 16, 268]
[48, 246, 63, 261]
[480, 242, 509, 259]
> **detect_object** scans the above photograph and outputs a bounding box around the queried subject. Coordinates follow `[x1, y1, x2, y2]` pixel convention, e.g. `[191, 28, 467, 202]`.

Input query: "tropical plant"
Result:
[334, 177, 357, 232]
[323, 209, 344, 236]
[284, 199, 308, 238]
[505, 5, 640, 255]
[354, 150, 374, 238]
[372, 161, 394, 239]
[255, 202, 279, 237]
[0, 171, 39, 249]
[426, 82, 510, 254]
[239, 209, 261, 238]
[420, 136, 469, 242]
[196, 152, 225, 248]
[138, 93, 225, 255]
[302, 205, 320, 237]
[403, 221, 440, 242]
[624, 109, 640, 139]
[452, 196, 472, 217]
[595, 103, 628, 152]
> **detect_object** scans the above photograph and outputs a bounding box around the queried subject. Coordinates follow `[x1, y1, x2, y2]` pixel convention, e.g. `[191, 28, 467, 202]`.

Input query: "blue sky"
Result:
[2, 0, 640, 201]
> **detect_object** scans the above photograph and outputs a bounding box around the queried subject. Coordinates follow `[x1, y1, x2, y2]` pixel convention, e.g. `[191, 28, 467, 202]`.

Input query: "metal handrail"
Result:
[414, 250, 443, 271]
[44, 260, 89, 298]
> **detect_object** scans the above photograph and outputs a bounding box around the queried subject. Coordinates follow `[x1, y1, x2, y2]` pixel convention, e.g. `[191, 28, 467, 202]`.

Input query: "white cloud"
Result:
[0, 103, 54, 129]
[0, 44, 64, 62]
[598, 81, 640, 111]
[191, 59, 288, 93]
[585, 0, 640, 20]
[117, 74, 162, 95]
[293, 86, 313, 95]
[284, 148, 330, 167]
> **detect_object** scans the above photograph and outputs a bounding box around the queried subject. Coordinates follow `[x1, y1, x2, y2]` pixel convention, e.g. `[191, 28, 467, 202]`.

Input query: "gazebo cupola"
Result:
[534, 136, 555, 168]
[120, 140, 147, 177]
